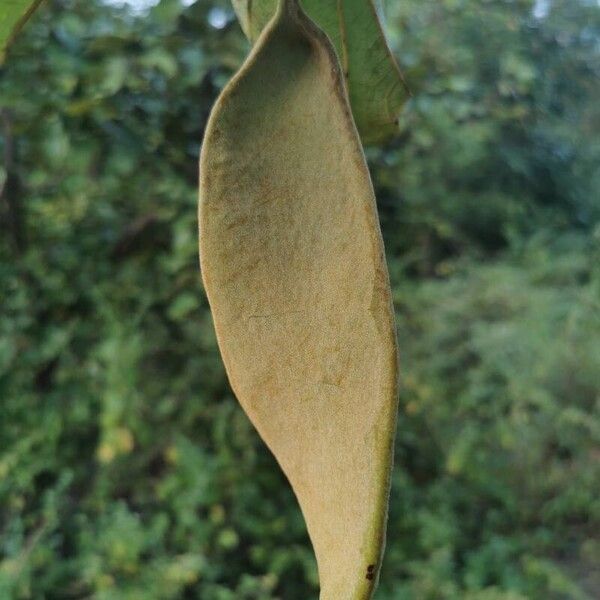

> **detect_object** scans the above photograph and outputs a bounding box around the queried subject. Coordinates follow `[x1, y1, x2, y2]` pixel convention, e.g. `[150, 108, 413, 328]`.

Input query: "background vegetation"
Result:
[1, 0, 599, 598]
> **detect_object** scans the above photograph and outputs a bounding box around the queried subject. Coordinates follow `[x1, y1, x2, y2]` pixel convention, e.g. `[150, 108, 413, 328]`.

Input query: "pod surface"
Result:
[199, 2, 399, 597]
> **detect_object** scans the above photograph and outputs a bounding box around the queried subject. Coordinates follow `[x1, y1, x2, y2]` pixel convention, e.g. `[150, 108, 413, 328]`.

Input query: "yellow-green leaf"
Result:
[0, 0, 44, 63]
[231, 0, 409, 144]
[199, 1, 399, 597]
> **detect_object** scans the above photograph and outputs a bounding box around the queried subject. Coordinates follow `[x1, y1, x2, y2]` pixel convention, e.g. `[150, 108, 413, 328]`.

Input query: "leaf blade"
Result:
[230, 0, 409, 143]
[0, 0, 44, 62]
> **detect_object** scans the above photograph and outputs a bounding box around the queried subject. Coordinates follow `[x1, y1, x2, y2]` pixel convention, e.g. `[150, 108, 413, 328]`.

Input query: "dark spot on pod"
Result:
[366, 564, 376, 579]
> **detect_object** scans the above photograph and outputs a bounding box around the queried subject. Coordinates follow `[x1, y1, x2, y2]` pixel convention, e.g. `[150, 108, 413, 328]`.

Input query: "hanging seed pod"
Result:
[199, 1, 399, 598]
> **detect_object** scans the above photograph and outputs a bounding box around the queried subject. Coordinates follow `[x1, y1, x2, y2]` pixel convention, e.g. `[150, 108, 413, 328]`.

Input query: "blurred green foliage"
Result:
[0, 0, 599, 598]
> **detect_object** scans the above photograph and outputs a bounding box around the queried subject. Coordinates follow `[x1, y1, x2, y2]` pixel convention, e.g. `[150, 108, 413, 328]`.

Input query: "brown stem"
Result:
[1, 108, 26, 254]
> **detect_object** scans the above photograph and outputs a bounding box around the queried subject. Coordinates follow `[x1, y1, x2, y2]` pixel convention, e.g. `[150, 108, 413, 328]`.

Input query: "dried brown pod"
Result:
[199, 1, 399, 597]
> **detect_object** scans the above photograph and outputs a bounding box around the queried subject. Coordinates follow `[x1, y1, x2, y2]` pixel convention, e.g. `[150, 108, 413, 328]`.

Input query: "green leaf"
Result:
[0, 0, 44, 62]
[231, 0, 409, 144]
